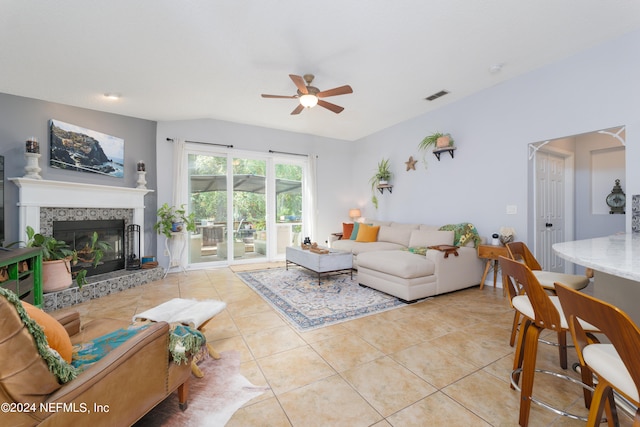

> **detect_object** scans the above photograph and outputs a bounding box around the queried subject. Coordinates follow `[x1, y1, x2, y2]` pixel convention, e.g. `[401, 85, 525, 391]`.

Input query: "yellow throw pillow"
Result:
[23, 302, 73, 363]
[356, 223, 380, 242]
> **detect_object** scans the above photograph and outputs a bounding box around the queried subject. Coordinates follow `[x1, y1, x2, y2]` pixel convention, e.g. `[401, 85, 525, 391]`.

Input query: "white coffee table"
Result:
[286, 245, 353, 284]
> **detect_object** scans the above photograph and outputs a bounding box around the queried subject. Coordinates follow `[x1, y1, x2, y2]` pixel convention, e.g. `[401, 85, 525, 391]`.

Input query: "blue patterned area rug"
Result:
[236, 267, 407, 331]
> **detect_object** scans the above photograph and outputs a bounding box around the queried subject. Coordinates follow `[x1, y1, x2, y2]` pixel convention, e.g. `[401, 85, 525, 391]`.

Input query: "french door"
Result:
[186, 148, 305, 265]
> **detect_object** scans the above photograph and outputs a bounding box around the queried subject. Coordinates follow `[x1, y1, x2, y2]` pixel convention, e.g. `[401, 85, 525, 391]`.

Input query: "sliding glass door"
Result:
[186, 147, 306, 265]
[274, 161, 303, 255]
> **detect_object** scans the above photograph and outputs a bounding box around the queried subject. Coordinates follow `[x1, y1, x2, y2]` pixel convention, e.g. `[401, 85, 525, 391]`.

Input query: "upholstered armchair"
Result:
[0, 293, 191, 426]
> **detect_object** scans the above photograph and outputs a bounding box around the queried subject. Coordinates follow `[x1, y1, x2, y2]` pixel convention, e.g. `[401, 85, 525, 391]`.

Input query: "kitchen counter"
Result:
[554, 233, 640, 324]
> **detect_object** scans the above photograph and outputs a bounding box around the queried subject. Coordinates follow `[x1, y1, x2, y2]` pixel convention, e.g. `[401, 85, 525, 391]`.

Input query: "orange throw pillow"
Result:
[23, 302, 73, 363]
[342, 223, 354, 240]
[355, 223, 380, 242]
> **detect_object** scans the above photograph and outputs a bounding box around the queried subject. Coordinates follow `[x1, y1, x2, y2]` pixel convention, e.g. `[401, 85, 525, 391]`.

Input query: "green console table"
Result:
[0, 247, 43, 307]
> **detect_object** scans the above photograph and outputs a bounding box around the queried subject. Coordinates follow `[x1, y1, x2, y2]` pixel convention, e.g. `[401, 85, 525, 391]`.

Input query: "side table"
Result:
[477, 244, 509, 293]
[164, 231, 187, 278]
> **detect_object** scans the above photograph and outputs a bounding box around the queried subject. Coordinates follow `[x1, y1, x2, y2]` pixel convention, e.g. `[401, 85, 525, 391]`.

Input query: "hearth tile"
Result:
[78, 284, 95, 303]
[95, 281, 110, 297]
[43, 294, 56, 311]
[56, 288, 77, 310]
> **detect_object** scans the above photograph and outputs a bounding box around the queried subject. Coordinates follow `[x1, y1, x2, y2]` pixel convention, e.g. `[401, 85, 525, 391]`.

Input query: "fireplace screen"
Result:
[53, 219, 124, 277]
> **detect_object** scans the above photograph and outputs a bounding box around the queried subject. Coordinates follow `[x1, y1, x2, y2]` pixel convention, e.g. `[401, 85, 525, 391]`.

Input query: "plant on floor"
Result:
[369, 158, 392, 209]
[154, 203, 197, 238]
[24, 226, 111, 289]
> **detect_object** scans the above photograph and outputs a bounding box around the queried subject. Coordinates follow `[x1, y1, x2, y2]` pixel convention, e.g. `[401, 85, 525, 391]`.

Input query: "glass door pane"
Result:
[275, 162, 303, 255]
[188, 153, 227, 263]
[231, 157, 266, 261]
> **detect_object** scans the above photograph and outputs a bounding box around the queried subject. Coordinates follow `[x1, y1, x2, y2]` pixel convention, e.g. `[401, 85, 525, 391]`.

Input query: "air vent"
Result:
[425, 90, 449, 101]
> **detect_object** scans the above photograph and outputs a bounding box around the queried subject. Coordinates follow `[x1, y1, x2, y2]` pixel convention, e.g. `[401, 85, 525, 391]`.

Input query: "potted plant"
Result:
[419, 132, 455, 151]
[154, 203, 197, 239]
[369, 158, 392, 209]
[24, 226, 110, 292]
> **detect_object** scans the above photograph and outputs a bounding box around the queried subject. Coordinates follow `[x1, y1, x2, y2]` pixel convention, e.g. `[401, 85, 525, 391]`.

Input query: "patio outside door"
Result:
[187, 153, 268, 263]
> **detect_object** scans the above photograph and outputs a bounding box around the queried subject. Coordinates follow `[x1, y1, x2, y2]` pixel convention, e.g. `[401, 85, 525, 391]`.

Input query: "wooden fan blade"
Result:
[317, 99, 344, 114]
[289, 74, 308, 95]
[290, 104, 305, 115]
[261, 94, 297, 99]
[317, 85, 353, 98]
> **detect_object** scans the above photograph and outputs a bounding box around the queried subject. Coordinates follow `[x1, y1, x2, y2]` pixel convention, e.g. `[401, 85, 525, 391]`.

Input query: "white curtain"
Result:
[172, 138, 186, 207]
[304, 154, 318, 241]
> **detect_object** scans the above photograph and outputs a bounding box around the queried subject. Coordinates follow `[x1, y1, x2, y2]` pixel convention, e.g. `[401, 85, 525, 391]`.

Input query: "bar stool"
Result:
[556, 283, 640, 426]
[506, 241, 590, 369]
[499, 256, 596, 426]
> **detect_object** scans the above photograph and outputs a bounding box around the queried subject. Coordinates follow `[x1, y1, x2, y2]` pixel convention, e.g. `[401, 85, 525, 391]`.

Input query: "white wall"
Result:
[351, 29, 640, 243]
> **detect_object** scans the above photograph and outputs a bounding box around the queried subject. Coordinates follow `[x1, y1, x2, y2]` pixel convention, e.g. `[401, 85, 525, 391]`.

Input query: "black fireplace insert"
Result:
[53, 219, 124, 277]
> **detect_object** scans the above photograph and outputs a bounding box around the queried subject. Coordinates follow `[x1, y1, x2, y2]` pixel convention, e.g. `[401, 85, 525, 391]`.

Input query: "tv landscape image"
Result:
[49, 119, 124, 178]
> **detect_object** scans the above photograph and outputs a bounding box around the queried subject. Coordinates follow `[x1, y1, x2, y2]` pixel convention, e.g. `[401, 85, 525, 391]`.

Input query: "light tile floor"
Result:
[54, 265, 633, 426]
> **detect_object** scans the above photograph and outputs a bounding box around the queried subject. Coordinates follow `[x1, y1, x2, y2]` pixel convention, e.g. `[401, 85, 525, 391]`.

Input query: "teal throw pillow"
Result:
[350, 222, 361, 240]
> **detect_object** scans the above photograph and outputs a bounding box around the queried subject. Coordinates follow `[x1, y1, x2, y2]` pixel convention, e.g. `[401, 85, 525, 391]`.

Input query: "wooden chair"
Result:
[556, 283, 640, 426]
[499, 256, 596, 426]
[506, 241, 590, 369]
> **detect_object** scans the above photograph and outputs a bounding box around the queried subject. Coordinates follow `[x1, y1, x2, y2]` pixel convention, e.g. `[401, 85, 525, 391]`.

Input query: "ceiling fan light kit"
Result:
[261, 73, 353, 115]
[299, 94, 318, 108]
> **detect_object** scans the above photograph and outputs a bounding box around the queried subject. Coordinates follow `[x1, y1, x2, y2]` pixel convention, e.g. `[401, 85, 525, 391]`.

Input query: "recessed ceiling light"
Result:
[104, 93, 121, 100]
[489, 63, 504, 74]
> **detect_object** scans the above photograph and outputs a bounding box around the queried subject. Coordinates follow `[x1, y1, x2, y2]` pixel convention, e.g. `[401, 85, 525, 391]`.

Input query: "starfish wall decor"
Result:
[405, 156, 417, 171]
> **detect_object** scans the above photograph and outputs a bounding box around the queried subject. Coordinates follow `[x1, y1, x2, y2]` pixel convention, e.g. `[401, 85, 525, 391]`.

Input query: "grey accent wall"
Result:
[0, 93, 158, 254]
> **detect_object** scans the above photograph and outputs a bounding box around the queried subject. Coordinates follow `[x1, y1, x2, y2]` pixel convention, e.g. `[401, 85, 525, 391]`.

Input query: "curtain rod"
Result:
[166, 138, 233, 148]
[268, 149, 308, 157]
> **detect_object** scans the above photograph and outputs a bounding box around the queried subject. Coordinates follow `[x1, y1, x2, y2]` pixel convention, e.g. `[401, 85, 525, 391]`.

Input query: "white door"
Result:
[535, 151, 566, 272]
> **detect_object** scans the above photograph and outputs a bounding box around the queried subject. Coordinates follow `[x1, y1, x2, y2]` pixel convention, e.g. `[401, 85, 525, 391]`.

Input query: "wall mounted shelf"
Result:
[377, 184, 393, 194]
[433, 146, 457, 161]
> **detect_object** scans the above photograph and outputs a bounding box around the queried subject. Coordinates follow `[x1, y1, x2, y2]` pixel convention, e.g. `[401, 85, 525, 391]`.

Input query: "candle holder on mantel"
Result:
[24, 137, 42, 179]
[136, 160, 147, 189]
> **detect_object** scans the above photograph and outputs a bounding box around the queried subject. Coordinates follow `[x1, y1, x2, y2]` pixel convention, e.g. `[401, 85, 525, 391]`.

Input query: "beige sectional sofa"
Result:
[330, 221, 484, 302]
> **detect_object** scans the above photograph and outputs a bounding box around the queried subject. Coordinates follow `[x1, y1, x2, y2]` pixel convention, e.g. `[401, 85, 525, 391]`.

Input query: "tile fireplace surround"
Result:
[9, 177, 156, 311]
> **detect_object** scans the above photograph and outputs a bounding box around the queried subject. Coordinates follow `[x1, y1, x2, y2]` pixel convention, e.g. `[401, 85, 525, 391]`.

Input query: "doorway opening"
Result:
[529, 126, 626, 274]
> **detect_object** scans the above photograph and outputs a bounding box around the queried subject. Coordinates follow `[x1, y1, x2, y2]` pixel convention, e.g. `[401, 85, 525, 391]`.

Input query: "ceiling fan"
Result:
[261, 74, 353, 115]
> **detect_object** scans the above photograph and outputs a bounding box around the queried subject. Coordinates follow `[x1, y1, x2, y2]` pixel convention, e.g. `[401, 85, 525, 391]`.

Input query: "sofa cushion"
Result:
[408, 230, 454, 248]
[378, 225, 414, 246]
[23, 301, 73, 363]
[342, 223, 354, 239]
[332, 239, 404, 254]
[358, 250, 435, 279]
[356, 224, 380, 242]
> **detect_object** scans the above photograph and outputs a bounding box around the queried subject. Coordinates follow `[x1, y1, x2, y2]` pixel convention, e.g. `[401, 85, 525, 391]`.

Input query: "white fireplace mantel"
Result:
[10, 177, 154, 255]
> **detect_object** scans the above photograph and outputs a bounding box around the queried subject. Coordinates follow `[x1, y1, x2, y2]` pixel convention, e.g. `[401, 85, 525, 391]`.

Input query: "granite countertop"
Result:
[553, 233, 640, 282]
